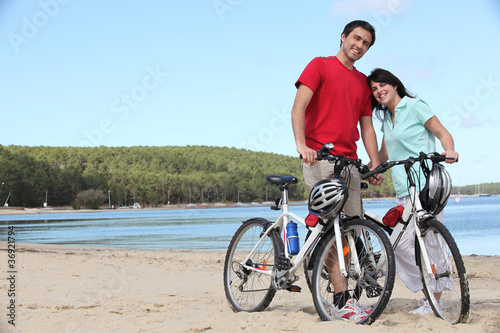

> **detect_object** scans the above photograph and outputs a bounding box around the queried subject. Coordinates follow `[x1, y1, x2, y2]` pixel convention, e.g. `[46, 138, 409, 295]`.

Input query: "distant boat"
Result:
[476, 184, 490, 197]
[455, 189, 461, 203]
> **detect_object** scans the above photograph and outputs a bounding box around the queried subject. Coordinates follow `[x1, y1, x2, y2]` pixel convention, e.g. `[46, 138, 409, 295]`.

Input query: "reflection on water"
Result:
[0, 196, 499, 255]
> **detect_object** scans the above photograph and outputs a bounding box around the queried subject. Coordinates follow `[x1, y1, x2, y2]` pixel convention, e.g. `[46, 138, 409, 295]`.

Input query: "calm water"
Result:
[0, 196, 499, 255]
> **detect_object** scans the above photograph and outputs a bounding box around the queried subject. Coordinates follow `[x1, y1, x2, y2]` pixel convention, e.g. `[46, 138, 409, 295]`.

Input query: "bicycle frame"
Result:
[224, 144, 399, 323]
[364, 183, 450, 280]
[241, 186, 366, 285]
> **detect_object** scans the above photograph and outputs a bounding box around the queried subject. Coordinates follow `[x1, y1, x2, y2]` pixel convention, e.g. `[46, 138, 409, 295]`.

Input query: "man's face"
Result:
[341, 27, 372, 63]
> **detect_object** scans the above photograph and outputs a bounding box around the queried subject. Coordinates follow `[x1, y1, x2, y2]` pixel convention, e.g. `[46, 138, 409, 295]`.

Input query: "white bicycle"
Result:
[223, 143, 396, 324]
[362, 152, 470, 324]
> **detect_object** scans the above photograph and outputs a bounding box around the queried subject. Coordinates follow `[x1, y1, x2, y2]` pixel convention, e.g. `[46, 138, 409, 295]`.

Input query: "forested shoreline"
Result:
[0, 145, 309, 208]
[0, 145, 497, 208]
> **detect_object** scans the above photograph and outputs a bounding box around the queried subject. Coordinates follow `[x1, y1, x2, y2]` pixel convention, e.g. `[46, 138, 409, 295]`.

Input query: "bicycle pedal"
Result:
[286, 285, 302, 293]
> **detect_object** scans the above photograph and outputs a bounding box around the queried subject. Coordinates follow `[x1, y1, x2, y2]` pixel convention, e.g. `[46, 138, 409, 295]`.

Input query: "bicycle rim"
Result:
[311, 219, 395, 324]
[417, 219, 470, 324]
[223, 219, 280, 312]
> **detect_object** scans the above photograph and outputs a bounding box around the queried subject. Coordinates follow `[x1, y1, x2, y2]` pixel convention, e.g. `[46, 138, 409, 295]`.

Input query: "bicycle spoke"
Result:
[311, 219, 395, 324]
[418, 219, 469, 324]
[223, 219, 282, 312]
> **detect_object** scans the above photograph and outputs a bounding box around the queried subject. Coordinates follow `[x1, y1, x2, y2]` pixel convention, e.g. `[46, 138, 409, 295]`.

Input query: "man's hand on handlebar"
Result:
[297, 144, 318, 165]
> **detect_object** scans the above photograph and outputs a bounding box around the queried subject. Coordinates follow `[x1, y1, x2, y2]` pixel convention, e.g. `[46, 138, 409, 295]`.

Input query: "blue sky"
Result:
[1, 0, 499, 187]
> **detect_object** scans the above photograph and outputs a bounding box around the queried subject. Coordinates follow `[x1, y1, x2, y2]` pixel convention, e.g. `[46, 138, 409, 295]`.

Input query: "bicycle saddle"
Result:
[265, 175, 298, 187]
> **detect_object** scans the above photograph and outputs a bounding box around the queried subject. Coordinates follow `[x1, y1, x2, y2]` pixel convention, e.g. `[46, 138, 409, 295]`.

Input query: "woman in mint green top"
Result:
[381, 96, 437, 197]
[367, 68, 458, 315]
[367, 68, 458, 189]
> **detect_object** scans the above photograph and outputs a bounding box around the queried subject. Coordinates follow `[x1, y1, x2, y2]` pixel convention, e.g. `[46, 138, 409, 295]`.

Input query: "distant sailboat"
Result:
[477, 183, 491, 197]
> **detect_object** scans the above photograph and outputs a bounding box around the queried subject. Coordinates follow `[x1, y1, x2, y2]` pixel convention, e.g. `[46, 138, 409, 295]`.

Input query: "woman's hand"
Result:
[442, 150, 459, 164]
[368, 172, 384, 186]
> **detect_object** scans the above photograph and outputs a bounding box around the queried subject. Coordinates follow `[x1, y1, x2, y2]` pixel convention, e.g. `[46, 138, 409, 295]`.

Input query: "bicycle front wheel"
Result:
[311, 219, 395, 324]
[223, 218, 282, 312]
[417, 218, 470, 324]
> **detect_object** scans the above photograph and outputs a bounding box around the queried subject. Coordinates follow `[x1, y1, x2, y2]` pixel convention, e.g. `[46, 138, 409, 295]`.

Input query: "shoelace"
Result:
[352, 299, 371, 313]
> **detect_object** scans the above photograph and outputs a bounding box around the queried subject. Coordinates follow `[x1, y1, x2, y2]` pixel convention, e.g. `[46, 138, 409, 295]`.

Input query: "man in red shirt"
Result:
[291, 20, 382, 321]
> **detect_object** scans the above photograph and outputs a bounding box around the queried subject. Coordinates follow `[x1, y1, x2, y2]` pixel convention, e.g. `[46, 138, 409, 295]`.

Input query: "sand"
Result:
[0, 242, 499, 333]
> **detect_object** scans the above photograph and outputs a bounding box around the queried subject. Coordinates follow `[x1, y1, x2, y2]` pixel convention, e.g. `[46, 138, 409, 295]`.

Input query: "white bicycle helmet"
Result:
[420, 163, 452, 215]
[308, 178, 348, 218]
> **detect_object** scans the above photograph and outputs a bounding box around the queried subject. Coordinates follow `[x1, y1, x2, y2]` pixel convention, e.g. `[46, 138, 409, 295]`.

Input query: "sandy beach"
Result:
[0, 242, 498, 333]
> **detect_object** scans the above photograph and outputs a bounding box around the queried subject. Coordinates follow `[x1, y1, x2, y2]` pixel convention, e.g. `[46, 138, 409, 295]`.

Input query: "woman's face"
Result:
[370, 81, 398, 106]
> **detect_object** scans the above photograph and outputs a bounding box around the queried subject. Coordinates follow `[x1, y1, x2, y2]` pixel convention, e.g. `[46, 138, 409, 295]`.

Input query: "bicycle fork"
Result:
[416, 219, 453, 280]
[333, 216, 362, 277]
[410, 185, 450, 280]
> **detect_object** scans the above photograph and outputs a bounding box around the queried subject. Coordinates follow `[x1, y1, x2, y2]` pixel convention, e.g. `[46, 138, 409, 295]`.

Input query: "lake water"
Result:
[1, 196, 499, 256]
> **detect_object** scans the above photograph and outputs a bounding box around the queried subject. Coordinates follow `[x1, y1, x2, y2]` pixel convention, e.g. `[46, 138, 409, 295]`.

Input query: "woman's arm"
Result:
[424, 116, 459, 163]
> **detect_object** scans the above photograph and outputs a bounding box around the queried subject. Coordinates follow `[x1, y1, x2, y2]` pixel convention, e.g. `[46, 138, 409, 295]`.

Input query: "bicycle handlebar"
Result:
[360, 152, 456, 180]
[299, 143, 372, 177]
[299, 144, 456, 181]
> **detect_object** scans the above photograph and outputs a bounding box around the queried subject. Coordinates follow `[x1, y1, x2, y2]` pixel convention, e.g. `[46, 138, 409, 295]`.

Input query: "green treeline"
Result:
[2, 145, 498, 209]
[452, 183, 500, 196]
[0, 145, 401, 208]
[0, 145, 305, 207]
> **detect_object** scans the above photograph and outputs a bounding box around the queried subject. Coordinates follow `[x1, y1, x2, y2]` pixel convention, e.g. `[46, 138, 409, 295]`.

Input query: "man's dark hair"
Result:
[340, 20, 376, 48]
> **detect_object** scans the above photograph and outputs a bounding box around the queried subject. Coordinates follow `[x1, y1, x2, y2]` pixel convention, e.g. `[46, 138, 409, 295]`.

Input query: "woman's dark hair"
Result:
[367, 68, 415, 121]
[340, 20, 376, 48]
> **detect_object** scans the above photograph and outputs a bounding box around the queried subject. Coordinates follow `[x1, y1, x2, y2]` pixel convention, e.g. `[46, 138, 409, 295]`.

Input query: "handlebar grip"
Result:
[432, 155, 448, 162]
[432, 155, 458, 163]
[361, 169, 379, 180]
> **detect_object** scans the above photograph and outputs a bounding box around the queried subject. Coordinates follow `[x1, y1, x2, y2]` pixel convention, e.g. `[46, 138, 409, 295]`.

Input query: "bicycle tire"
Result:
[311, 219, 395, 324]
[416, 218, 470, 324]
[223, 218, 283, 312]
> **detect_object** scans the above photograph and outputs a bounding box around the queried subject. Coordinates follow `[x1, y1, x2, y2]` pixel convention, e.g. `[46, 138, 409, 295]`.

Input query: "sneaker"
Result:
[409, 298, 433, 315]
[331, 298, 372, 321]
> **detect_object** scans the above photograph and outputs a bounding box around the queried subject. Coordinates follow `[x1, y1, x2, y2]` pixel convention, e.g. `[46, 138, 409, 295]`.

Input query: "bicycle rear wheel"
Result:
[417, 218, 470, 324]
[311, 219, 395, 324]
[223, 218, 282, 312]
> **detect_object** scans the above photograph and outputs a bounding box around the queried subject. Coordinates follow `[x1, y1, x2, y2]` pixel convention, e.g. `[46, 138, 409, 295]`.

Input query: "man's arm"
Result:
[367, 136, 388, 169]
[359, 115, 383, 185]
[291, 84, 316, 164]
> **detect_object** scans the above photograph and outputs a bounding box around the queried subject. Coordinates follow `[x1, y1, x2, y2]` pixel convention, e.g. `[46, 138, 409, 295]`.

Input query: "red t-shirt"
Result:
[295, 56, 372, 160]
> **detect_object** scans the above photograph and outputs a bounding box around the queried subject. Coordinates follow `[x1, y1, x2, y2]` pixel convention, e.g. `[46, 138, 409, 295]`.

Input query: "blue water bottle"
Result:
[286, 222, 300, 255]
